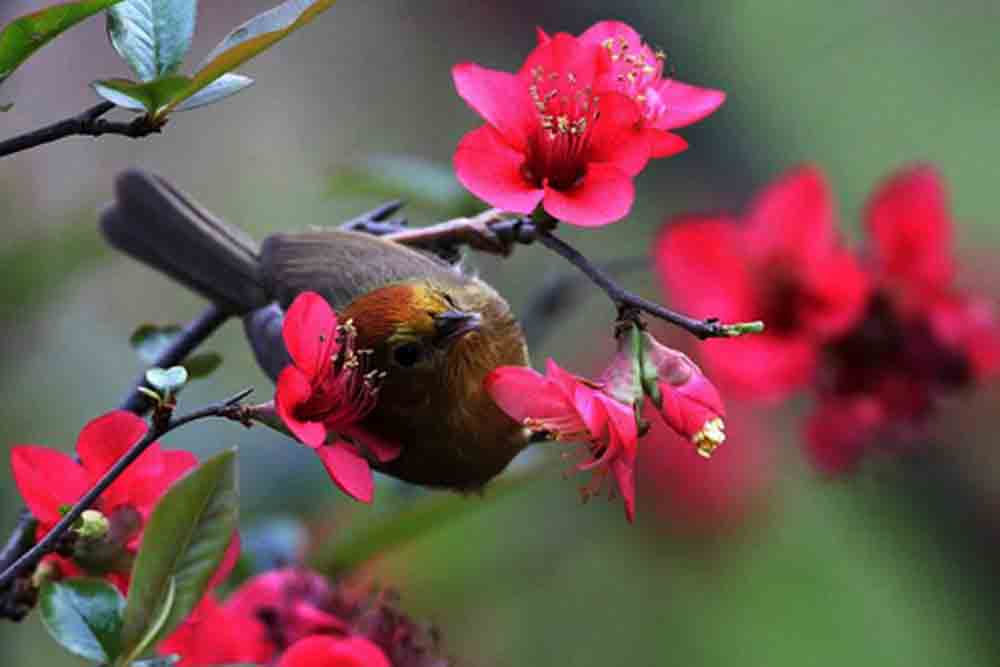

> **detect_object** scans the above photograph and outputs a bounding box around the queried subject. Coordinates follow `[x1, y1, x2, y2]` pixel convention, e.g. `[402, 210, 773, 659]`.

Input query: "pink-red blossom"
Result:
[485, 331, 726, 522]
[569, 20, 725, 157]
[657, 165, 869, 401]
[275, 292, 399, 503]
[278, 636, 390, 667]
[452, 32, 651, 227]
[11, 411, 196, 584]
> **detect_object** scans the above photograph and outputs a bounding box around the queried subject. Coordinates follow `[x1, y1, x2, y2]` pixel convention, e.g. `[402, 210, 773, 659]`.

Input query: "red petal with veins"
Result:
[276, 366, 328, 448]
[315, 442, 374, 503]
[11, 446, 90, 527]
[453, 125, 543, 214]
[283, 292, 338, 380]
[543, 163, 634, 227]
[452, 63, 536, 151]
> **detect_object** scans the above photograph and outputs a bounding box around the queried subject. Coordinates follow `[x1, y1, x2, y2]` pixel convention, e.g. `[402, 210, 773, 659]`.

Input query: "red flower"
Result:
[159, 594, 271, 667]
[657, 165, 869, 400]
[10, 411, 197, 580]
[486, 334, 726, 523]
[571, 20, 725, 157]
[805, 165, 1000, 471]
[276, 292, 398, 503]
[278, 636, 390, 667]
[486, 359, 640, 519]
[452, 32, 652, 227]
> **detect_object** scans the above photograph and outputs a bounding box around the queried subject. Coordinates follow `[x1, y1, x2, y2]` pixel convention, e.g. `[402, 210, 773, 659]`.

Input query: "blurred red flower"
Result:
[656, 165, 869, 400]
[163, 568, 446, 667]
[278, 636, 390, 667]
[806, 165, 1000, 472]
[452, 32, 651, 227]
[276, 291, 398, 503]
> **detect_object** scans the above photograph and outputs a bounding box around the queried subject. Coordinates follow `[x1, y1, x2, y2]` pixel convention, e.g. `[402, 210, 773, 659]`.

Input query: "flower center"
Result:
[523, 65, 600, 190]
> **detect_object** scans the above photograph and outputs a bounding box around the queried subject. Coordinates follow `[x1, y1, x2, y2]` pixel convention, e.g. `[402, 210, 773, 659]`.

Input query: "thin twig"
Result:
[0, 388, 253, 591]
[533, 227, 763, 339]
[119, 304, 231, 414]
[0, 102, 162, 159]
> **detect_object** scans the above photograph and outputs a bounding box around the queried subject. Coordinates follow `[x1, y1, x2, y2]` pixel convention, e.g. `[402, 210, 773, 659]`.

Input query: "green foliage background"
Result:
[1, 1, 999, 665]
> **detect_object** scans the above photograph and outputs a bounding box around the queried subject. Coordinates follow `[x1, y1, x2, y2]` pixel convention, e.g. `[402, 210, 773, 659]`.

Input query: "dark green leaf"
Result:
[0, 103, 12, 111]
[91, 74, 190, 115]
[0, 0, 124, 86]
[119, 449, 239, 663]
[183, 352, 223, 379]
[159, 0, 336, 117]
[39, 578, 126, 662]
[145, 365, 188, 392]
[130, 323, 182, 363]
[106, 0, 198, 81]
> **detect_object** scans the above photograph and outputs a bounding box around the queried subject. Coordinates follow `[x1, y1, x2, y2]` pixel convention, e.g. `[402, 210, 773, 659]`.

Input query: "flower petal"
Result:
[865, 163, 955, 293]
[653, 79, 726, 130]
[646, 129, 689, 158]
[518, 32, 599, 88]
[11, 446, 90, 527]
[612, 456, 636, 523]
[745, 165, 837, 266]
[701, 334, 818, 402]
[452, 63, 535, 151]
[76, 411, 149, 481]
[486, 366, 568, 422]
[342, 425, 402, 463]
[276, 366, 328, 448]
[315, 442, 374, 503]
[543, 163, 634, 227]
[656, 216, 755, 320]
[283, 292, 338, 379]
[278, 636, 390, 667]
[454, 125, 544, 214]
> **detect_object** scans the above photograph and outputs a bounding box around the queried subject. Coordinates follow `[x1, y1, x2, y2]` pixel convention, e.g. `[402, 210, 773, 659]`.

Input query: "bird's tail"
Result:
[100, 169, 269, 314]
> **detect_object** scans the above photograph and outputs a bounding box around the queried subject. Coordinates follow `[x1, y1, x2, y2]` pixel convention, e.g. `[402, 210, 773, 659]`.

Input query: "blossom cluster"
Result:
[160, 567, 447, 667]
[657, 164, 1000, 473]
[452, 21, 724, 227]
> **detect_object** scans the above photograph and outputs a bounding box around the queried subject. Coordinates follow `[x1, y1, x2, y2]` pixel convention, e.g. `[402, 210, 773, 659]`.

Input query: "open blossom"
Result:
[485, 331, 725, 522]
[561, 20, 726, 157]
[10, 411, 196, 583]
[453, 31, 652, 227]
[806, 165, 1000, 473]
[276, 292, 399, 503]
[656, 165, 869, 400]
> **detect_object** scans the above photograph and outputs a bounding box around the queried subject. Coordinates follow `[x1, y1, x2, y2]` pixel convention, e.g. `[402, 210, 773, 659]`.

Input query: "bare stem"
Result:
[0, 103, 162, 159]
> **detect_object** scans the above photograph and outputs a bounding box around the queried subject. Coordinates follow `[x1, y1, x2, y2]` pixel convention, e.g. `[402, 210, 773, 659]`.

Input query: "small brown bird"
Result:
[100, 170, 530, 490]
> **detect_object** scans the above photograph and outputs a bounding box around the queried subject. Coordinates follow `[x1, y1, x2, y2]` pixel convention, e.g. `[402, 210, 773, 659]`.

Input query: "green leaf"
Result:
[106, 0, 198, 82]
[159, 0, 336, 117]
[172, 72, 253, 111]
[119, 449, 238, 663]
[91, 74, 190, 115]
[183, 352, 223, 379]
[117, 576, 175, 666]
[39, 578, 126, 663]
[0, 0, 124, 86]
[145, 365, 188, 392]
[130, 323, 182, 363]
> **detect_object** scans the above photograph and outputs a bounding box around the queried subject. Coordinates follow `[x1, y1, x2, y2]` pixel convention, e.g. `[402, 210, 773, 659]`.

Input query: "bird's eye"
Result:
[392, 342, 425, 367]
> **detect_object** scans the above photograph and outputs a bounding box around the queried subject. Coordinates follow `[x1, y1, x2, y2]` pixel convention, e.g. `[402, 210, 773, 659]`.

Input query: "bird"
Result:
[100, 169, 531, 491]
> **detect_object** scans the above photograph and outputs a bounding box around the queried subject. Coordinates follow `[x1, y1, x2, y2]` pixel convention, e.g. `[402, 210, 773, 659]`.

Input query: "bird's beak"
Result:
[433, 310, 482, 348]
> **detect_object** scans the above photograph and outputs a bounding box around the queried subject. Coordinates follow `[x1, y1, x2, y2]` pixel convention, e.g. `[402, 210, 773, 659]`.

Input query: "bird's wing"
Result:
[260, 230, 468, 311]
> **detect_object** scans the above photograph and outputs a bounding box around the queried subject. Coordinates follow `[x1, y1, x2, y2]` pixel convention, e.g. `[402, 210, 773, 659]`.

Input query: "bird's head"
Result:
[341, 278, 530, 487]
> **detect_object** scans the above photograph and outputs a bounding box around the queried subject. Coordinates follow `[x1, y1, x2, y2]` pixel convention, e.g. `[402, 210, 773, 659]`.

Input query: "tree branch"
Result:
[0, 388, 253, 593]
[533, 226, 763, 339]
[0, 102, 162, 159]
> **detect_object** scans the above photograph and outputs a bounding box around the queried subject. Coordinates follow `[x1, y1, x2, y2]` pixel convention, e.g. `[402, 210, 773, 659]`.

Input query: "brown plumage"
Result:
[101, 169, 530, 490]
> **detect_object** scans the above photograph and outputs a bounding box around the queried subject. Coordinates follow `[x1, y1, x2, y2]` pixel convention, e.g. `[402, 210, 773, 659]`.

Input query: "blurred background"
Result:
[2, 0, 1000, 665]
